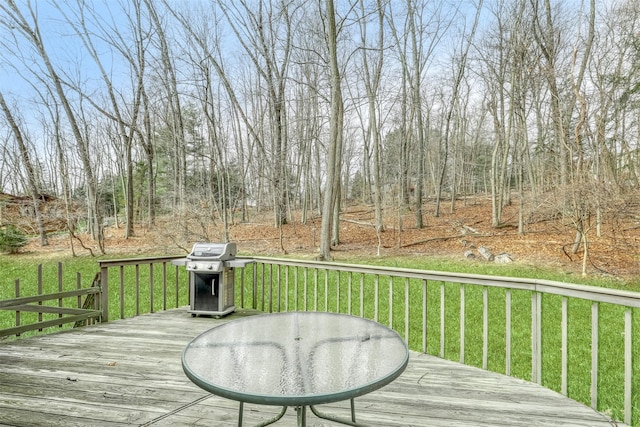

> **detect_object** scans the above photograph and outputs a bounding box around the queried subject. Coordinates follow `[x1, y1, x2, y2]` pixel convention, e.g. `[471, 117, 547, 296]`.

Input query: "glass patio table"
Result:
[182, 311, 409, 427]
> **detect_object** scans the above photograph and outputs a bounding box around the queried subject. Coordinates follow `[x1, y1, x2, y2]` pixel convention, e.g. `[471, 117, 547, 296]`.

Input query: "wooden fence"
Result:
[1, 255, 637, 425]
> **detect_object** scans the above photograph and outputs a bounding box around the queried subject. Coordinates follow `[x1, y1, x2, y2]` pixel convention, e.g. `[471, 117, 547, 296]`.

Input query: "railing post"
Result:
[14, 279, 20, 337]
[37, 265, 43, 330]
[100, 265, 109, 322]
[57, 262, 63, 327]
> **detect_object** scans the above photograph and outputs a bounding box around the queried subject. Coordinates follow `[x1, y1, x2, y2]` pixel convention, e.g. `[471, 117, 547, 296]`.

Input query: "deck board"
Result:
[0, 308, 625, 427]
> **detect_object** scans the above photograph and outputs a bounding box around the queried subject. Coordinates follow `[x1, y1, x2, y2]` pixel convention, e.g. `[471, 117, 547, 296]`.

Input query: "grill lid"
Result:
[188, 242, 237, 261]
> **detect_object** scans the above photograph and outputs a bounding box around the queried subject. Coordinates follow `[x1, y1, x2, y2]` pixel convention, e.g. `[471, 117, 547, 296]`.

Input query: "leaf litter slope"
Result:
[21, 197, 640, 281]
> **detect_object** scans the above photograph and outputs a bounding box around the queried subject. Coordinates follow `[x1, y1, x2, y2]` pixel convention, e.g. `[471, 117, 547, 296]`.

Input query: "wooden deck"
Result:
[0, 308, 625, 427]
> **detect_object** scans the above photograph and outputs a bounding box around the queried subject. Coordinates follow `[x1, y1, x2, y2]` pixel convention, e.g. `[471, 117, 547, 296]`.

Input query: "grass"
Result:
[1, 253, 638, 425]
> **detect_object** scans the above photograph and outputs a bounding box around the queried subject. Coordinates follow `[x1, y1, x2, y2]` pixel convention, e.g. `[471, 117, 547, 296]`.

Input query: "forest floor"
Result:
[22, 195, 640, 282]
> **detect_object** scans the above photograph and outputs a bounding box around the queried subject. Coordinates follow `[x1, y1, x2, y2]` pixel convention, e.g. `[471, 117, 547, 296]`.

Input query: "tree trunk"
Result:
[319, 0, 343, 261]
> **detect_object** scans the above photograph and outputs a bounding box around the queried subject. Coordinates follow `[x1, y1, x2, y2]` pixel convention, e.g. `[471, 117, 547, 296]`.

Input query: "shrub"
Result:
[0, 225, 27, 254]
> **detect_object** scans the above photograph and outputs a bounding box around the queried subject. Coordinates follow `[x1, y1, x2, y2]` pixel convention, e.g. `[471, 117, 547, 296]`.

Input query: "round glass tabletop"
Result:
[182, 311, 409, 406]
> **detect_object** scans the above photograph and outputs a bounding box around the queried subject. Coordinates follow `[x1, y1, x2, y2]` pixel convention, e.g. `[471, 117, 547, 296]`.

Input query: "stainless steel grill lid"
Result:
[187, 242, 237, 261]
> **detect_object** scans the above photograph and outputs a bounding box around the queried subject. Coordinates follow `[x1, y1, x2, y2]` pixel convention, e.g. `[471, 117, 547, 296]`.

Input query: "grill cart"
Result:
[183, 242, 251, 317]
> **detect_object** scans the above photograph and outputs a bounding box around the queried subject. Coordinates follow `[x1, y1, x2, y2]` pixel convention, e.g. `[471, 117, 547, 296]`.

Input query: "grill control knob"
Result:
[207, 264, 213, 270]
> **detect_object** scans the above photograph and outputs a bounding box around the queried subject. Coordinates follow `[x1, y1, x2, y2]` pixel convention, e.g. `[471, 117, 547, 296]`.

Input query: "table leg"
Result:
[243, 405, 288, 427]
[296, 406, 306, 427]
[309, 399, 369, 427]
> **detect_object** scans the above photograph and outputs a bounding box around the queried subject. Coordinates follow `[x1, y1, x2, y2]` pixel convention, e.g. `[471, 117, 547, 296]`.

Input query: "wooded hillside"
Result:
[1, 1, 639, 272]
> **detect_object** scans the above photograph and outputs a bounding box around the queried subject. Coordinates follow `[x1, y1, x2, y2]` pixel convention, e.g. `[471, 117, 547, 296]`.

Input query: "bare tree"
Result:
[145, 0, 187, 214]
[1, 1, 104, 251]
[0, 91, 48, 245]
[58, 0, 150, 238]
[217, 0, 295, 228]
[433, 0, 483, 217]
[355, 0, 386, 235]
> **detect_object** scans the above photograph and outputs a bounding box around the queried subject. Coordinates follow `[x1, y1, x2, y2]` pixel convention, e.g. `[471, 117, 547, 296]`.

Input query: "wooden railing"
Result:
[0, 256, 188, 337]
[97, 255, 188, 322]
[2, 255, 637, 425]
[0, 264, 101, 337]
[241, 257, 639, 426]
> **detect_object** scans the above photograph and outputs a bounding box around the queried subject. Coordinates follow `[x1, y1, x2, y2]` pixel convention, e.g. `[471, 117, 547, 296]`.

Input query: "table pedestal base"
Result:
[237, 399, 370, 427]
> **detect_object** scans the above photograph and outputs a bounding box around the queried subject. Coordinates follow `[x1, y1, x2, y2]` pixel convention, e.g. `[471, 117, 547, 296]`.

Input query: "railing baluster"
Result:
[388, 277, 393, 328]
[277, 265, 281, 313]
[135, 264, 140, 317]
[374, 275, 379, 322]
[268, 264, 273, 313]
[252, 263, 258, 310]
[359, 275, 364, 318]
[295, 267, 308, 311]
[162, 262, 167, 311]
[268, 265, 273, 313]
[337, 271, 341, 313]
[506, 289, 511, 376]
[483, 287, 488, 370]
[324, 269, 329, 312]
[254, 263, 259, 311]
[404, 277, 409, 344]
[422, 279, 427, 354]
[591, 302, 599, 410]
[285, 266, 289, 312]
[348, 273, 353, 315]
[460, 284, 465, 364]
[531, 291, 542, 384]
[260, 263, 265, 312]
[100, 266, 109, 322]
[314, 269, 319, 312]
[561, 297, 568, 395]
[624, 309, 632, 425]
[175, 265, 180, 309]
[149, 263, 154, 313]
[119, 266, 125, 319]
[440, 283, 445, 359]
[294, 266, 298, 312]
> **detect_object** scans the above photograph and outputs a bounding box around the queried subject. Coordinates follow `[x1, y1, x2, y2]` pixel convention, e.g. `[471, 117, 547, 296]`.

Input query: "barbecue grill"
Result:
[184, 242, 251, 317]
